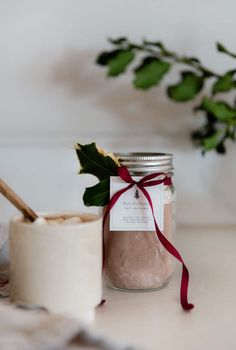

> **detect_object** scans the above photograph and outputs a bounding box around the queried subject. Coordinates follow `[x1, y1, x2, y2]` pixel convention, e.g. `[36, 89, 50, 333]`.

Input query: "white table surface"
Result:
[92, 226, 236, 350]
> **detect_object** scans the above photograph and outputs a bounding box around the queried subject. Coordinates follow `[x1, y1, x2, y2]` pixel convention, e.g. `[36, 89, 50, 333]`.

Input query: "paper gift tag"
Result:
[109, 176, 164, 231]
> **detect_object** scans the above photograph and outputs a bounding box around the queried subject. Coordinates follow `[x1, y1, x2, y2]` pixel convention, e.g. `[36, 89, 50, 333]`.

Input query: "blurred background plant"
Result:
[96, 38, 236, 155]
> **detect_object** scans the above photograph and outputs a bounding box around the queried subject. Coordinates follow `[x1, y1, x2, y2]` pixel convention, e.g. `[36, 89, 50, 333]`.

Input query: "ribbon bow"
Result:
[103, 166, 194, 311]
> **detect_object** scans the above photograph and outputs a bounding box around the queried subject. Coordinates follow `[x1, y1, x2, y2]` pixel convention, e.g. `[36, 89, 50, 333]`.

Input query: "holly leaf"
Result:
[213, 70, 236, 94]
[133, 57, 171, 89]
[199, 97, 236, 121]
[216, 42, 236, 59]
[167, 71, 203, 101]
[75, 142, 118, 181]
[75, 143, 119, 207]
[83, 179, 110, 207]
[96, 49, 134, 76]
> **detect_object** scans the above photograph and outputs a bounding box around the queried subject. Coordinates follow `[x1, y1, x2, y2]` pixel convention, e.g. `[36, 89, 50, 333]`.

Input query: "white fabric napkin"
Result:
[0, 303, 137, 350]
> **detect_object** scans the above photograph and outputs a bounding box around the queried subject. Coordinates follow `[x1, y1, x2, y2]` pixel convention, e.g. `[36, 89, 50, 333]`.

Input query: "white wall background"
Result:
[1, 0, 236, 225]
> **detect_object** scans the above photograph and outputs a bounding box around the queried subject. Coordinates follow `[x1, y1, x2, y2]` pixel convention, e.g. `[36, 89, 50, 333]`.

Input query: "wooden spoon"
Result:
[0, 178, 38, 222]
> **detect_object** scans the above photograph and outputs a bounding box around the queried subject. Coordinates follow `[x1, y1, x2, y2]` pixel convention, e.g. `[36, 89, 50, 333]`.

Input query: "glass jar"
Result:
[103, 153, 175, 291]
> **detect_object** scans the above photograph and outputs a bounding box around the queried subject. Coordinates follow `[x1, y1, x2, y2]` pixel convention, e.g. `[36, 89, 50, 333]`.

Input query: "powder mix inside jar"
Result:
[103, 153, 176, 291]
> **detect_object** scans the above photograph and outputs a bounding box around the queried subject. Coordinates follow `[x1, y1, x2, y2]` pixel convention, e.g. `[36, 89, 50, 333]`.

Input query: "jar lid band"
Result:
[115, 152, 174, 174]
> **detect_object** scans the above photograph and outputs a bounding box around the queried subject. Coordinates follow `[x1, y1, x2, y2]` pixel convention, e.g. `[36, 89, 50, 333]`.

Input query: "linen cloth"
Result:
[0, 226, 138, 350]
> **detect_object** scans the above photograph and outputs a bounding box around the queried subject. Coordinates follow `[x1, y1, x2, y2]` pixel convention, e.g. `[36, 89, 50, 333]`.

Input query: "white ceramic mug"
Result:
[9, 212, 102, 323]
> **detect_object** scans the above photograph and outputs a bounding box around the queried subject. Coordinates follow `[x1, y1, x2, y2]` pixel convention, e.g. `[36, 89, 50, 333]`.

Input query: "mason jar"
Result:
[103, 153, 175, 291]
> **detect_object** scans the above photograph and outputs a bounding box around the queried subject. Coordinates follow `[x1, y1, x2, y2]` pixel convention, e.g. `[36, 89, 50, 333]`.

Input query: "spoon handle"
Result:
[0, 179, 38, 222]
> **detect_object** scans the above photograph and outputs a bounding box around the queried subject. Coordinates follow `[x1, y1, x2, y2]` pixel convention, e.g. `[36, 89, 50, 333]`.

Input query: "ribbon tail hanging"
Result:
[137, 184, 194, 310]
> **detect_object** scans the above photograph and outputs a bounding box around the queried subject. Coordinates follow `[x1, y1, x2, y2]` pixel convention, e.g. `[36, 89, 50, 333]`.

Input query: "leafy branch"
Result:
[96, 38, 236, 154]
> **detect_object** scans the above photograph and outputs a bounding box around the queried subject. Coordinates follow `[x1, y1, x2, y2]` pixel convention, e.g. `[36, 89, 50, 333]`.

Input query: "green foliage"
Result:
[96, 38, 236, 154]
[167, 71, 203, 101]
[97, 49, 134, 76]
[198, 97, 236, 121]
[75, 142, 118, 180]
[134, 57, 170, 89]
[75, 142, 119, 206]
[213, 70, 236, 94]
[191, 121, 227, 155]
[216, 42, 236, 58]
[108, 37, 127, 45]
[202, 130, 225, 152]
[83, 179, 110, 207]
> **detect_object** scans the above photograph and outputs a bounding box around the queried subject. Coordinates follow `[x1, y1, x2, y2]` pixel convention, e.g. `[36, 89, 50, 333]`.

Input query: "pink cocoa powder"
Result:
[104, 200, 175, 290]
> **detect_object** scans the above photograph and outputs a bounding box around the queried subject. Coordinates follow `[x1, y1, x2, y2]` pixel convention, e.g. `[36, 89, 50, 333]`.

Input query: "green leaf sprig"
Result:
[75, 142, 119, 206]
[96, 38, 236, 154]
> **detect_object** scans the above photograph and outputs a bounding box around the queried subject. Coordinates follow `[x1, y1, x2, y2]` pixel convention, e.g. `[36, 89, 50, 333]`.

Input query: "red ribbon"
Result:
[103, 166, 194, 311]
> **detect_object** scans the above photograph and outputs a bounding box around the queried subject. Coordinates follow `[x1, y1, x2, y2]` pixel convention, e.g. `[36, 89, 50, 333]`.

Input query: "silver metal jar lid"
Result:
[115, 152, 174, 175]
